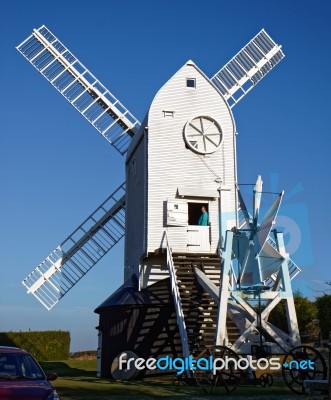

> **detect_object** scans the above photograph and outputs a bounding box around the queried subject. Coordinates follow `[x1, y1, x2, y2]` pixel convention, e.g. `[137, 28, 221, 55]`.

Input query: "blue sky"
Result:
[0, 0, 330, 351]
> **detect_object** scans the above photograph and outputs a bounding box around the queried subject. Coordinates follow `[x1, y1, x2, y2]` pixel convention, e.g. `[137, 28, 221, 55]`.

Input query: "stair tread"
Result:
[170, 252, 240, 355]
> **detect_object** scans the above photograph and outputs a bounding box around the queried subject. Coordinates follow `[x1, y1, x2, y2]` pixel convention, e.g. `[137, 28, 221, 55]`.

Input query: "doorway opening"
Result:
[188, 202, 208, 226]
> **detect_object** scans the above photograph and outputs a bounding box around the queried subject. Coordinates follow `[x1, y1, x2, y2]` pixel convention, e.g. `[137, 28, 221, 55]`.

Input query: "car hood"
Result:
[0, 379, 53, 400]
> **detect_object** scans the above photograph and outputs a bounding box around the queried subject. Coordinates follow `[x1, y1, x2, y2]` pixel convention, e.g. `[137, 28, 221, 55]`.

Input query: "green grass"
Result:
[40, 360, 304, 400]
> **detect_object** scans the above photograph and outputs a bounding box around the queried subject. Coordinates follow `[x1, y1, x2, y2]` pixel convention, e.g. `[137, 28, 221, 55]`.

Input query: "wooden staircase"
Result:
[172, 253, 239, 355]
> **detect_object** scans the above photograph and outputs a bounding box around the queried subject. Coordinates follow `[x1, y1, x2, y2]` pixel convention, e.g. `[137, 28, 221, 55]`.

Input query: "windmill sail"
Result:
[258, 241, 284, 282]
[16, 26, 140, 155]
[252, 175, 263, 228]
[256, 191, 283, 255]
[237, 189, 251, 228]
[236, 185, 300, 286]
[211, 29, 285, 108]
[22, 183, 126, 310]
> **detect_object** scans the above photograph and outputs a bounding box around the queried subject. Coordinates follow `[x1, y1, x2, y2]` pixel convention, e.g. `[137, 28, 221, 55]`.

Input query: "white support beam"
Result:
[275, 232, 301, 346]
[216, 230, 234, 346]
[194, 267, 219, 304]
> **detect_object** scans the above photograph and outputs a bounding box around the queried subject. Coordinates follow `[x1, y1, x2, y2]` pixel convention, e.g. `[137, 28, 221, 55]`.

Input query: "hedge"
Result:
[0, 331, 70, 361]
[70, 350, 97, 359]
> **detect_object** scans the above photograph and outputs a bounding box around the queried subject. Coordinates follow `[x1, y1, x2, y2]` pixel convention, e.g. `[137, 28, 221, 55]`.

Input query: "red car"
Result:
[0, 346, 60, 400]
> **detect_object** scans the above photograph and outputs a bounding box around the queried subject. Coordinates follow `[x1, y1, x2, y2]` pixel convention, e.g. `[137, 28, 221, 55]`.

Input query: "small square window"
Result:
[186, 78, 196, 88]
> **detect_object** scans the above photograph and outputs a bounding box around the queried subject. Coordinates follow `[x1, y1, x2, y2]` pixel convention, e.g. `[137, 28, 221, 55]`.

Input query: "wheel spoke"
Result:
[312, 369, 325, 374]
[203, 120, 215, 133]
[219, 374, 230, 392]
[205, 134, 219, 147]
[203, 135, 207, 151]
[189, 122, 203, 134]
[306, 371, 316, 379]
[187, 132, 204, 137]
[219, 370, 239, 378]
[199, 117, 204, 133]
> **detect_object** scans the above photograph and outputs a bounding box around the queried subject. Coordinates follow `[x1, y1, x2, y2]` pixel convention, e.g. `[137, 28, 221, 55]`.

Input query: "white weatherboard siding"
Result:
[124, 61, 238, 283]
[125, 132, 147, 280]
[140, 254, 168, 288]
[147, 61, 237, 255]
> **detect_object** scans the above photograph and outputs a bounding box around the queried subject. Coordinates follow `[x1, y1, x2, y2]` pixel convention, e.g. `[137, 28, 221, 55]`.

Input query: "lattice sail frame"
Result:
[22, 183, 126, 310]
[16, 25, 140, 155]
[211, 29, 285, 108]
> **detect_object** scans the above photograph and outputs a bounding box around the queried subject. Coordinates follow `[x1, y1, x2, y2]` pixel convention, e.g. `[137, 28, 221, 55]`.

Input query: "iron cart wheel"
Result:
[194, 346, 243, 394]
[171, 373, 197, 388]
[259, 373, 273, 387]
[282, 345, 327, 394]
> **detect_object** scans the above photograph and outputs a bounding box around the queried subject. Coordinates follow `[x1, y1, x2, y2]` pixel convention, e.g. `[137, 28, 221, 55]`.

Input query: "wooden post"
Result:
[327, 342, 331, 399]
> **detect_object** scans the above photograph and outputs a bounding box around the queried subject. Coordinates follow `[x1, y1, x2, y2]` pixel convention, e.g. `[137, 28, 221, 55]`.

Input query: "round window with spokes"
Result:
[184, 116, 223, 154]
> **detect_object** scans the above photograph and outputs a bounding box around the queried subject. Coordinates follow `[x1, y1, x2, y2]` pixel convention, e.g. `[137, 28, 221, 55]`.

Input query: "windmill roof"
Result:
[94, 276, 172, 312]
[126, 59, 228, 161]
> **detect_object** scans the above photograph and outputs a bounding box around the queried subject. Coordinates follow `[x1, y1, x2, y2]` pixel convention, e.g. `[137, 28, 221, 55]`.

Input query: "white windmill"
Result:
[17, 26, 307, 383]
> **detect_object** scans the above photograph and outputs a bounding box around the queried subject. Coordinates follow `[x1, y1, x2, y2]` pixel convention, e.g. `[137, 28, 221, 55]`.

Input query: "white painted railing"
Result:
[163, 232, 191, 370]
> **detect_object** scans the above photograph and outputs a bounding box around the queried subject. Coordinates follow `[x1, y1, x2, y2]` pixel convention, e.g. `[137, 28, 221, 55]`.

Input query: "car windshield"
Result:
[0, 352, 45, 380]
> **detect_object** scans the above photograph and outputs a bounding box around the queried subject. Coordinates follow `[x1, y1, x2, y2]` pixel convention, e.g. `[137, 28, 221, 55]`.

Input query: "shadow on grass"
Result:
[40, 361, 96, 378]
[39, 361, 297, 398]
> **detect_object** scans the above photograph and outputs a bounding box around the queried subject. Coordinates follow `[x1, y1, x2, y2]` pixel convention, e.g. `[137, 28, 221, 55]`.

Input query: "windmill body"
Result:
[16, 26, 303, 379]
[125, 61, 237, 285]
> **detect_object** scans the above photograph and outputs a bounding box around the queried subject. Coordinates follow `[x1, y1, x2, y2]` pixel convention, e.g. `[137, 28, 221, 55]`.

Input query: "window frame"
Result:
[186, 78, 196, 89]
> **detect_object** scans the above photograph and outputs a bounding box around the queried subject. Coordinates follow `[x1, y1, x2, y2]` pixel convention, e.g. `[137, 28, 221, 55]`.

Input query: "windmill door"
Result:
[187, 202, 210, 252]
[187, 226, 210, 252]
[166, 200, 211, 252]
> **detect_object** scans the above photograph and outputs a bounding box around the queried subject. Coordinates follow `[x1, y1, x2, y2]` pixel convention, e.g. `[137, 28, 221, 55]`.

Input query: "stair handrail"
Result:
[163, 231, 191, 366]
